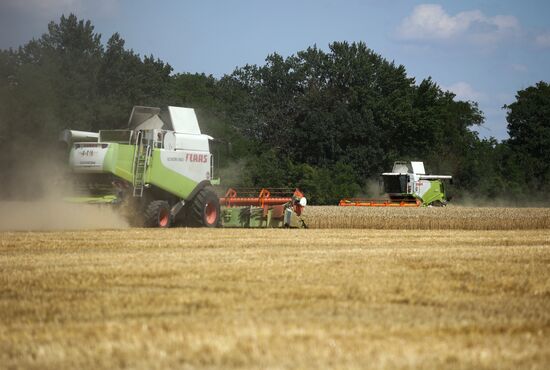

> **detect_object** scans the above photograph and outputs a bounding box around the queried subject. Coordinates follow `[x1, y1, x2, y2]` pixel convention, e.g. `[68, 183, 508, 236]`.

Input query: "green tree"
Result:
[0, 14, 509, 204]
[41, 14, 104, 131]
[504, 81, 550, 190]
[96, 33, 172, 130]
[221, 41, 484, 200]
[0, 15, 175, 199]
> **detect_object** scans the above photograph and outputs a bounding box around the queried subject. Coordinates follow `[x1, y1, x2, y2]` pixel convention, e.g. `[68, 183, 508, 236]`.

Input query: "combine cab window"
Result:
[383, 174, 408, 194]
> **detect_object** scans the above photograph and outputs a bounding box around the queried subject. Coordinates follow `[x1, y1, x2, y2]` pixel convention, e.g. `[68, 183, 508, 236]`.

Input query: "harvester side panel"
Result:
[69, 143, 211, 200]
[413, 179, 446, 205]
[146, 149, 207, 200]
[69, 143, 109, 173]
[105, 144, 135, 182]
[70, 143, 135, 181]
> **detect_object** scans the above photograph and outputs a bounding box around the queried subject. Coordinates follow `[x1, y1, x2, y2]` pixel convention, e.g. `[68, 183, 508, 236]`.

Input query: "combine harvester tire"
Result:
[189, 187, 221, 228]
[144, 200, 172, 228]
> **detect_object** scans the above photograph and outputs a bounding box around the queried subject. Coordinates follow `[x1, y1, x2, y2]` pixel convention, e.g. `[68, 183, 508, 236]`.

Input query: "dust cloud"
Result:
[364, 178, 384, 197]
[348, 178, 385, 199]
[451, 192, 549, 208]
[0, 146, 129, 231]
[216, 159, 248, 189]
[0, 201, 129, 231]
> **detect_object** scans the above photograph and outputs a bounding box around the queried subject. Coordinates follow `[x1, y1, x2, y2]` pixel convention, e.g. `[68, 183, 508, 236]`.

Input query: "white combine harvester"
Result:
[339, 161, 452, 207]
[61, 106, 307, 228]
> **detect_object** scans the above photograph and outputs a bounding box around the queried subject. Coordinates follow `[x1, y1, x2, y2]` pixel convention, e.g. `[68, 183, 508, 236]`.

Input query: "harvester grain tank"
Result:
[61, 106, 306, 228]
[339, 161, 452, 207]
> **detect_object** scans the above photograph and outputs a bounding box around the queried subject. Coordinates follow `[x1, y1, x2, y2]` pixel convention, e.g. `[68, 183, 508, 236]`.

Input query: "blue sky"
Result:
[1, 0, 549, 140]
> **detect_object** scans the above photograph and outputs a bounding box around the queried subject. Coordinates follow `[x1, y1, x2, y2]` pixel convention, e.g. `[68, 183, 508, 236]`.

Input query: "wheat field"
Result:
[1, 227, 549, 369]
[303, 206, 550, 229]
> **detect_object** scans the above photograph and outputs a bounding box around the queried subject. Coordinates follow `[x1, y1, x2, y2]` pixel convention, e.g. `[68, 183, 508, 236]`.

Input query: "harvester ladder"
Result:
[132, 131, 151, 197]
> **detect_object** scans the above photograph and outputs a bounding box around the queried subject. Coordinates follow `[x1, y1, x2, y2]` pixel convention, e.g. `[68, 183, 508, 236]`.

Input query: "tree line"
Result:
[1, 15, 549, 204]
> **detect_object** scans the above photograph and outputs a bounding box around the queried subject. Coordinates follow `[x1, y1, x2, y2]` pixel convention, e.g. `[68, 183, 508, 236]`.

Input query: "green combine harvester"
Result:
[60, 106, 307, 228]
[339, 161, 452, 207]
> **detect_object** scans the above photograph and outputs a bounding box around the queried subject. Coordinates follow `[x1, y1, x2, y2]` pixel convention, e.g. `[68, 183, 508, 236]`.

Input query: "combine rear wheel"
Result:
[189, 187, 220, 227]
[144, 200, 172, 228]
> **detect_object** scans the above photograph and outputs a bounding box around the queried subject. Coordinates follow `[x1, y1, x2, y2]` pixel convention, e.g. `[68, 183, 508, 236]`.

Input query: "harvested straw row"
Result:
[302, 206, 550, 230]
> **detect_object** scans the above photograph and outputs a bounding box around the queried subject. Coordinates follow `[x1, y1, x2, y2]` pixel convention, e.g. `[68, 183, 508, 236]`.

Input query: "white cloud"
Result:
[397, 4, 520, 44]
[441, 82, 485, 102]
[535, 32, 550, 48]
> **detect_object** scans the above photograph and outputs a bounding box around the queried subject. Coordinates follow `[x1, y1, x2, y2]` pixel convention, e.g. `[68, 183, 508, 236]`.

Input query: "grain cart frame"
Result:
[61, 106, 306, 228]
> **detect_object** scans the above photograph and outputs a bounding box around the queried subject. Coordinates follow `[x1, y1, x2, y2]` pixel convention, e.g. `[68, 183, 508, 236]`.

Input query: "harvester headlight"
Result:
[299, 197, 307, 207]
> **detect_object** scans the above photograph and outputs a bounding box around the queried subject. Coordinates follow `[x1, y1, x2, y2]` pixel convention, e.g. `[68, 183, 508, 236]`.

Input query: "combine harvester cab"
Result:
[339, 161, 452, 207]
[61, 106, 307, 228]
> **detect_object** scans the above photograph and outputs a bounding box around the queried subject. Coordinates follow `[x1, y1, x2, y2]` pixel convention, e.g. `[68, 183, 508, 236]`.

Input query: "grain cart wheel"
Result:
[190, 187, 220, 227]
[144, 200, 172, 228]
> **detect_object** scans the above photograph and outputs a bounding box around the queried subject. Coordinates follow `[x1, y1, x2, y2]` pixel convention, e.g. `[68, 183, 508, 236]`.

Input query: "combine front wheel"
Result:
[190, 187, 220, 227]
[144, 200, 172, 228]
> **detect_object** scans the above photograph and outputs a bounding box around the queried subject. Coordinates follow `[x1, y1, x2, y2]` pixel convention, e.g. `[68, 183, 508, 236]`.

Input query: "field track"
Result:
[1, 228, 550, 369]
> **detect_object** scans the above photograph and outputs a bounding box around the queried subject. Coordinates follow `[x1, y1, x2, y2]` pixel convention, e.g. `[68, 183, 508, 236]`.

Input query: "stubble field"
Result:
[1, 209, 550, 369]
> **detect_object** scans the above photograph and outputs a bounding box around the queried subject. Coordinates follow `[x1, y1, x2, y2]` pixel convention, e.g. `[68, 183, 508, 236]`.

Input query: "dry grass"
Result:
[1, 228, 550, 369]
[303, 206, 550, 230]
